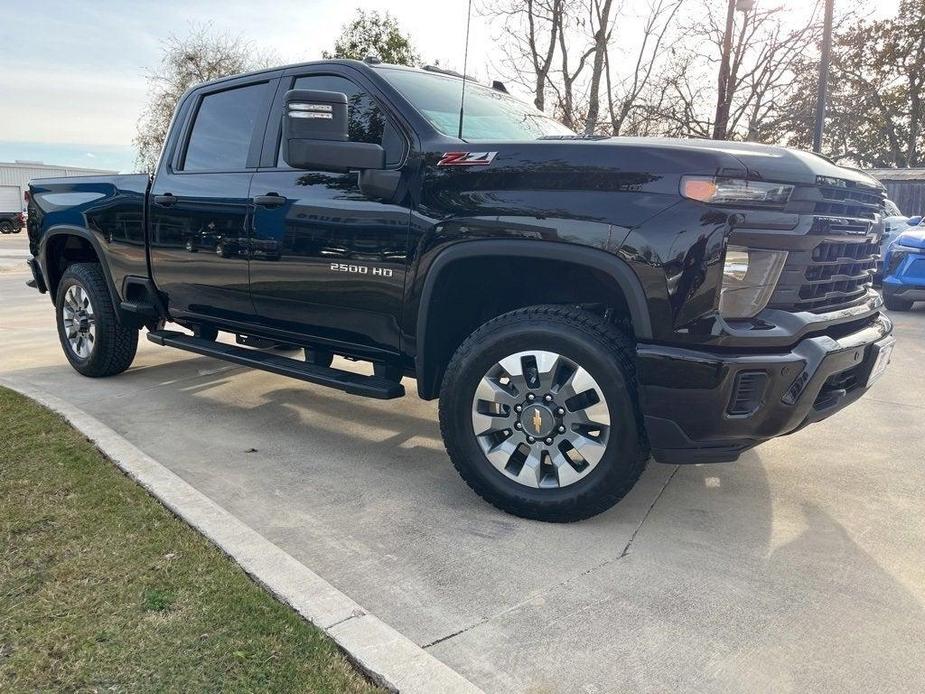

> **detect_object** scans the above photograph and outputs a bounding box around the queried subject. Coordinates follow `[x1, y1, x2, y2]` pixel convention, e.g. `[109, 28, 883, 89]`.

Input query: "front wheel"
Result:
[55, 263, 138, 377]
[0, 221, 12, 234]
[439, 305, 647, 522]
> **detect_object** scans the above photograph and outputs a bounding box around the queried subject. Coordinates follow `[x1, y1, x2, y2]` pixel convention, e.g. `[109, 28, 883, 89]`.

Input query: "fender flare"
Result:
[41, 225, 125, 317]
[414, 239, 653, 399]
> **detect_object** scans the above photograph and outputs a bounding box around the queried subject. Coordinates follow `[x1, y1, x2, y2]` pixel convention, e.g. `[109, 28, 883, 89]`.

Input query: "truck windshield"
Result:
[380, 68, 574, 141]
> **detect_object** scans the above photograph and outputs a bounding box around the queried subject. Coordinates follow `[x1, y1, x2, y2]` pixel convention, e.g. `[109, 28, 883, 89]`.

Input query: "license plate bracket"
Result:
[866, 336, 895, 387]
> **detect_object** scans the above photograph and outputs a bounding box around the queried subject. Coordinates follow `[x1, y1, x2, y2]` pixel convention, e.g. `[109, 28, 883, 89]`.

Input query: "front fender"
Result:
[412, 239, 653, 399]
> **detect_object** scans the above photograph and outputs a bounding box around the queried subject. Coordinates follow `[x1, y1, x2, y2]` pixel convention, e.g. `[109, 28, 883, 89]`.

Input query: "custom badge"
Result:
[437, 151, 497, 167]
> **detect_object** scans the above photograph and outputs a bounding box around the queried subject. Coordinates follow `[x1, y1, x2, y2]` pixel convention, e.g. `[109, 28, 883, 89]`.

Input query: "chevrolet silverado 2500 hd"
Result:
[26, 59, 894, 522]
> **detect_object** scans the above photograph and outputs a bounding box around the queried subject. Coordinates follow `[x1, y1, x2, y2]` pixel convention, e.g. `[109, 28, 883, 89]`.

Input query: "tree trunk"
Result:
[583, 0, 614, 135]
[713, 0, 736, 140]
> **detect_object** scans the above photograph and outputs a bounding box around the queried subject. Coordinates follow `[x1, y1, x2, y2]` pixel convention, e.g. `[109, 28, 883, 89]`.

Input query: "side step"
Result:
[121, 300, 160, 318]
[147, 330, 405, 400]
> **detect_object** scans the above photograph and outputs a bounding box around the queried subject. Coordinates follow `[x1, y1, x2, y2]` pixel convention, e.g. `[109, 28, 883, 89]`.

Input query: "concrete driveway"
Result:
[2, 231, 924, 693]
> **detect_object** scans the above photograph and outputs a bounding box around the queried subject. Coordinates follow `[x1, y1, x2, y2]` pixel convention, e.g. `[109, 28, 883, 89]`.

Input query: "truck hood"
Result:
[520, 136, 884, 188]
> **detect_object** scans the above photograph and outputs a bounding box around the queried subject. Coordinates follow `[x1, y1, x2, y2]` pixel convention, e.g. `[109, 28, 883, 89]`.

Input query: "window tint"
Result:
[279, 75, 403, 166]
[183, 83, 266, 171]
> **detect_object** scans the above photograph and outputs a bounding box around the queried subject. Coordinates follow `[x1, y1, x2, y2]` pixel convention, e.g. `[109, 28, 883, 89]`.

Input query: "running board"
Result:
[146, 330, 405, 400]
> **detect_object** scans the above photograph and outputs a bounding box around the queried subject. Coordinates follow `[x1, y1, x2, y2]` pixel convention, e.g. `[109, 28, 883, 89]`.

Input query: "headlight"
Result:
[720, 245, 788, 319]
[681, 176, 793, 206]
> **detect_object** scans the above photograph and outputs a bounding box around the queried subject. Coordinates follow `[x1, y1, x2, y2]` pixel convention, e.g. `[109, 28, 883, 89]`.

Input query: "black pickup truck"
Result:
[26, 59, 894, 522]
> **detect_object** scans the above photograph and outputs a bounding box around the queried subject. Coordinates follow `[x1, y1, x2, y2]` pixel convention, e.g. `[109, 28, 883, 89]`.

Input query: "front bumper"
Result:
[636, 314, 894, 464]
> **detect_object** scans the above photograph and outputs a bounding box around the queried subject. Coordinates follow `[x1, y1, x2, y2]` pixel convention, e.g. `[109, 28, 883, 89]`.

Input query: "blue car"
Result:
[883, 227, 925, 310]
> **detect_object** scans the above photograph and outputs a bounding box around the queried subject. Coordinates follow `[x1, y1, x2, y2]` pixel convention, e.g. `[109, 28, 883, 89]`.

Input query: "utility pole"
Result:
[713, 0, 755, 140]
[813, 0, 835, 153]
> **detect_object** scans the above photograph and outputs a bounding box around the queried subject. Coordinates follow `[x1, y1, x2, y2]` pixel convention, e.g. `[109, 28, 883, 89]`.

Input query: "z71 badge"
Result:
[437, 151, 497, 167]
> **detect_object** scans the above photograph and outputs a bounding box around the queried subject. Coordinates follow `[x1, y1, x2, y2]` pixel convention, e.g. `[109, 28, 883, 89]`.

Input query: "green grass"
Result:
[0, 386, 381, 693]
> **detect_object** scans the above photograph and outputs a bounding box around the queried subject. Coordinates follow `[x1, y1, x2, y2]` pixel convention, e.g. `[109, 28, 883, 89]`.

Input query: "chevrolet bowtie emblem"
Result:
[532, 409, 543, 434]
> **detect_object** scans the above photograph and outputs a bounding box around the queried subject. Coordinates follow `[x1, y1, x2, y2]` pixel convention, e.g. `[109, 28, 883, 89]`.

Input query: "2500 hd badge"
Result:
[330, 263, 394, 277]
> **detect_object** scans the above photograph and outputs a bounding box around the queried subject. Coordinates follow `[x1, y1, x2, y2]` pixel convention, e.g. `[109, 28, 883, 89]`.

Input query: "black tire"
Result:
[55, 263, 138, 377]
[884, 294, 914, 311]
[0, 221, 12, 234]
[439, 305, 647, 522]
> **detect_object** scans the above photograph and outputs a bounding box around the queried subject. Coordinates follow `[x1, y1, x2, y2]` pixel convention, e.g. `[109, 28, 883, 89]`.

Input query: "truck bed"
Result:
[28, 174, 151, 302]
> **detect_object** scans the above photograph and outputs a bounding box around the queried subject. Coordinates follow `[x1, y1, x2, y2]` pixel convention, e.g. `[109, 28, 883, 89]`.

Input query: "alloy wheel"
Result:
[471, 350, 611, 489]
[61, 284, 96, 359]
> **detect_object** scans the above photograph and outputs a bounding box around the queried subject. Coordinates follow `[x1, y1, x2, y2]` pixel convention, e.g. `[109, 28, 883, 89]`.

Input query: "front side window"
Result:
[279, 74, 404, 166]
[183, 82, 266, 171]
[380, 68, 574, 141]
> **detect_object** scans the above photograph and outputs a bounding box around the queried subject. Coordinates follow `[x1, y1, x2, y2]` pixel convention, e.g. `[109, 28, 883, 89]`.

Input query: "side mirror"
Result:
[282, 89, 385, 172]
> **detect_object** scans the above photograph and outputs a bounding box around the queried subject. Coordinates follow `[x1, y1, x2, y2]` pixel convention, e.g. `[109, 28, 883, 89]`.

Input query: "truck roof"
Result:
[189, 58, 461, 91]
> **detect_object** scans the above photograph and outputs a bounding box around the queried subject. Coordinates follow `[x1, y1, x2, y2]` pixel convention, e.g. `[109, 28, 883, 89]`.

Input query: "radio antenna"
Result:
[458, 0, 473, 139]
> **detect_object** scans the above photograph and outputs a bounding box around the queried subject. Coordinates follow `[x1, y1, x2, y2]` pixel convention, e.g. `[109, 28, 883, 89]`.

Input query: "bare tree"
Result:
[482, 0, 565, 111]
[582, 0, 615, 134]
[484, 0, 685, 135]
[602, 0, 685, 136]
[482, 0, 827, 147]
[133, 25, 275, 173]
[551, 3, 596, 128]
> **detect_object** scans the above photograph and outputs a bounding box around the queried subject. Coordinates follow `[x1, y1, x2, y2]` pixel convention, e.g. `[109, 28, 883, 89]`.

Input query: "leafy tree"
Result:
[773, 0, 925, 167]
[323, 10, 420, 66]
[133, 25, 274, 173]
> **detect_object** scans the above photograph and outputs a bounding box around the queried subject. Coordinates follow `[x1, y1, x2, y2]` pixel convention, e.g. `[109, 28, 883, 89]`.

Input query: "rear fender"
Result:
[41, 225, 125, 320]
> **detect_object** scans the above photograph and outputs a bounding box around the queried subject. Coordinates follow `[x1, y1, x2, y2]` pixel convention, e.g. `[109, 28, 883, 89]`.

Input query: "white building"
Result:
[0, 161, 117, 214]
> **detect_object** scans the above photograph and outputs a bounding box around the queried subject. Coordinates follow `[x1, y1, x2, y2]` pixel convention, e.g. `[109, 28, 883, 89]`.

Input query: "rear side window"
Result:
[183, 83, 267, 171]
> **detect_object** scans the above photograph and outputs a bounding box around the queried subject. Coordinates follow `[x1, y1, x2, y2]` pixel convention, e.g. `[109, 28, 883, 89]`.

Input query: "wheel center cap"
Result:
[521, 403, 555, 438]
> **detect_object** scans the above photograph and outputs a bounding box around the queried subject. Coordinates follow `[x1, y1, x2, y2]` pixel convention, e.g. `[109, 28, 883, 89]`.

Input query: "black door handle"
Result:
[253, 194, 287, 208]
[153, 194, 177, 207]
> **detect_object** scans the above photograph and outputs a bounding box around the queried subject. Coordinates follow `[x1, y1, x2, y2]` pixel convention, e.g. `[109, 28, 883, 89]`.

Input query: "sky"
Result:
[0, 0, 903, 173]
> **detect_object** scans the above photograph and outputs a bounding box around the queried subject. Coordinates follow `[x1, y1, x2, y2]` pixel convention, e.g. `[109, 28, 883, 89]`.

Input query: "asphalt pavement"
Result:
[2, 231, 923, 693]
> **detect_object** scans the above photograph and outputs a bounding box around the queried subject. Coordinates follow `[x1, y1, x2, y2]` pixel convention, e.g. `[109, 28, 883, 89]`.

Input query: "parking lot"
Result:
[2, 231, 923, 693]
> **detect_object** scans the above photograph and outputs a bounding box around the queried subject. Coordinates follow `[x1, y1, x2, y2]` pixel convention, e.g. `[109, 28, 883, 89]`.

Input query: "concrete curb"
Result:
[1, 377, 482, 694]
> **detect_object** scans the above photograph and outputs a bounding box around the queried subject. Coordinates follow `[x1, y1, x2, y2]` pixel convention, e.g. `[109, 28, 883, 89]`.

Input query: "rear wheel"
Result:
[0, 221, 12, 234]
[884, 294, 914, 311]
[55, 263, 138, 377]
[439, 305, 646, 522]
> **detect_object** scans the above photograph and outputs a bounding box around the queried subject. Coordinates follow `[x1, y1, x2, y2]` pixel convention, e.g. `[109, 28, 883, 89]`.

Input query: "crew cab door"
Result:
[248, 68, 412, 354]
[148, 77, 276, 323]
